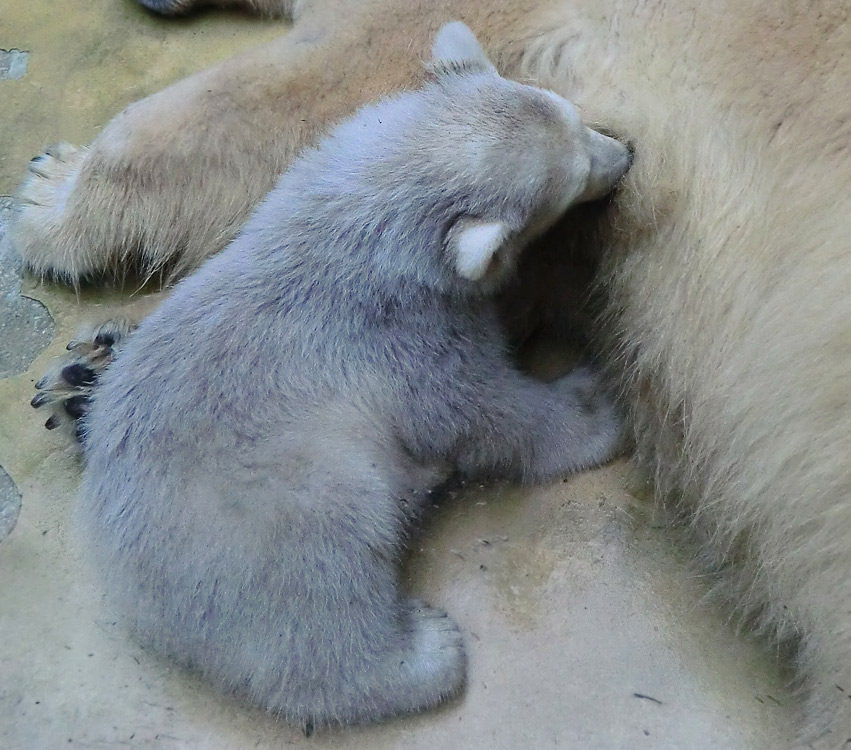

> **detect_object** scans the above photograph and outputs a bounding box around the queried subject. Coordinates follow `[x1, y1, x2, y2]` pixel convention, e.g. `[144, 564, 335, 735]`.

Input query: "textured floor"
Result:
[0, 3, 794, 748]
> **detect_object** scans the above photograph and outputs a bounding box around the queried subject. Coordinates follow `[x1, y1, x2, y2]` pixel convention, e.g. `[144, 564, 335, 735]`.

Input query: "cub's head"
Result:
[286, 22, 632, 296]
[422, 22, 633, 292]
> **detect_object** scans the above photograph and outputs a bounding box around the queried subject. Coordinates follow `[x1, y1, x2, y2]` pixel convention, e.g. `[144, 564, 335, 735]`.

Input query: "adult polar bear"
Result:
[11, 0, 851, 747]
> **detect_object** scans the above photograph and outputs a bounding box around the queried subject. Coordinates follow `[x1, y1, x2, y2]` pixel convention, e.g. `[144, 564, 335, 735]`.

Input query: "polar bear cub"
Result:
[77, 22, 632, 730]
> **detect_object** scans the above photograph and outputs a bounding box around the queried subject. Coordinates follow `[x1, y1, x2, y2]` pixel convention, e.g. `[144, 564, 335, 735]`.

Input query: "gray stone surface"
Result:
[0, 196, 54, 379]
[0, 465, 21, 542]
[0, 50, 30, 81]
[0, 196, 53, 543]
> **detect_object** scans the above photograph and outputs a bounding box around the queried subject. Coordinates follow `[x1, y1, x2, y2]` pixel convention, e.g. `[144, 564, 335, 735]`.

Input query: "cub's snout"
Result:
[579, 128, 633, 202]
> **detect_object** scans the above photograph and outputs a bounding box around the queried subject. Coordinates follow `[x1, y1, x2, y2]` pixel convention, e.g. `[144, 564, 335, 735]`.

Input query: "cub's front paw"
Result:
[30, 320, 135, 440]
[555, 365, 628, 467]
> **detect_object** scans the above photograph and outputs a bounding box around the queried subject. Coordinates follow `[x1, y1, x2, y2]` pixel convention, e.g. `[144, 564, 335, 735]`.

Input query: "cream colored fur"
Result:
[11, 0, 851, 746]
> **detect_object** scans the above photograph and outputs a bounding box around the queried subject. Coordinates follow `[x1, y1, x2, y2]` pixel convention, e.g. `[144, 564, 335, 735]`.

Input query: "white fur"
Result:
[452, 220, 508, 280]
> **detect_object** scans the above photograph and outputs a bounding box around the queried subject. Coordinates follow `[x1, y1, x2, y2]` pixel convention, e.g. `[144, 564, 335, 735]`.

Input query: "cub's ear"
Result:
[448, 218, 510, 281]
[428, 21, 497, 77]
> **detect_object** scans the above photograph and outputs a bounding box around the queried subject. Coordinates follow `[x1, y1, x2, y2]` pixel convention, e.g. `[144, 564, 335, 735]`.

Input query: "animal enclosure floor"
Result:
[0, 3, 793, 748]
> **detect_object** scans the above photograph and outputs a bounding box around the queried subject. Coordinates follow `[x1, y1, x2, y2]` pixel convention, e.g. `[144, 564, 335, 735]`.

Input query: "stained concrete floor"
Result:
[0, 3, 795, 748]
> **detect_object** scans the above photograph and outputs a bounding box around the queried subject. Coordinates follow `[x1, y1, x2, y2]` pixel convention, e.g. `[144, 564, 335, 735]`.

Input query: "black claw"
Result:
[30, 154, 45, 164]
[34, 321, 133, 439]
[302, 718, 314, 737]
[63, 395, 89, 420]
[30, 392, 50, 409]
[60, 363, 97, 388]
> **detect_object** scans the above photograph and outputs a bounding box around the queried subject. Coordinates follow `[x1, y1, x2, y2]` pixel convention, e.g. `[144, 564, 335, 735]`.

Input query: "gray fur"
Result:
[78, 23, 631, 729]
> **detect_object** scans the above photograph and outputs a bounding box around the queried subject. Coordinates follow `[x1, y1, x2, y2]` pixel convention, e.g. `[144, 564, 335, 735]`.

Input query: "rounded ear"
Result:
[428, 21, 497, 77]
[448, 219, 510, 280]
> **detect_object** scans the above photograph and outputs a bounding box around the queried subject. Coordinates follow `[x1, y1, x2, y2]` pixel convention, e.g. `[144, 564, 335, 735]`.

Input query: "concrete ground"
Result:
[0, 3, 794, 748]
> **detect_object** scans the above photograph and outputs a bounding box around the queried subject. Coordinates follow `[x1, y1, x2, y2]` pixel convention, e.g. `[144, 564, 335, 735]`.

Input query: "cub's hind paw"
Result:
[31, 320, 135, 440]
[402, 601, 466, 703]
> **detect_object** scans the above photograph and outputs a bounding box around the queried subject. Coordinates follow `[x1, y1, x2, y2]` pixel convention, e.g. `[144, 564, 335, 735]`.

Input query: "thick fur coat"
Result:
[11, 0, 851, 746]
[73, 24, 629, 730]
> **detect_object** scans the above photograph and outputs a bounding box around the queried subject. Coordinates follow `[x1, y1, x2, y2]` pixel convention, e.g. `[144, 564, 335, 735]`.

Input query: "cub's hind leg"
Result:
[81, 417, 465, 729]
[152, 501, 465, 729]
[233, 470, 467, 728]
